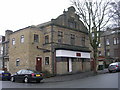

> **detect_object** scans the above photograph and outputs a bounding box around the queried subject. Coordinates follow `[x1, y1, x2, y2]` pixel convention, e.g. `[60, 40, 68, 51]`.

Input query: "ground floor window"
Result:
[45, 57, 49, 65]
[56, 57, 68, 62]
[16, 58, 20, 66]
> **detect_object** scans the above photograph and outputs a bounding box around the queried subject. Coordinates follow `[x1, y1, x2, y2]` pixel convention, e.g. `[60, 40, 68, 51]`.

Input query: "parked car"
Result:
[0, 70, 11, 81]
[108, 62, 120, 73]
[11, 69, 44, 83]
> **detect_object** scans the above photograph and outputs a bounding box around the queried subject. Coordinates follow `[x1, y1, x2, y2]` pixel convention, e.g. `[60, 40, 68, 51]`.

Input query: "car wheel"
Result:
[24, 77, 29, 83]
[109, 70, 112, 73]
[11, 77, 15, 82]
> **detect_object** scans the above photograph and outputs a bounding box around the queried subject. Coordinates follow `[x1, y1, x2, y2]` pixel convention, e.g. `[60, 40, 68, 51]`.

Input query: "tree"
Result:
[72, 0, 112, 74]
[110, 0, 120, 27]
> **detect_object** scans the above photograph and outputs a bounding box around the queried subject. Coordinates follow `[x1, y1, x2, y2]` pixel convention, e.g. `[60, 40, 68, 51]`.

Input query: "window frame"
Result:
[107, 49, 110, 56]
[58, 31, 63, 43]
[12, 38, 15, 45]
[45, 35, 49, 44]
[113, 37, 117, 45]
[106, 38, 110, 46]
[34, 34, 39, 43]
[70, 34, 75, 45]
[20, 35, 24, 43]
[81, 37, 85, 46]
[16, 58, 20, 66]
[45, 57, 49, 65]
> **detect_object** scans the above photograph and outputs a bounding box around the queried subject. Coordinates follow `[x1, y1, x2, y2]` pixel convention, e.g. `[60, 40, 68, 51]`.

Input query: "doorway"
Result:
[36, 57, 42, 71]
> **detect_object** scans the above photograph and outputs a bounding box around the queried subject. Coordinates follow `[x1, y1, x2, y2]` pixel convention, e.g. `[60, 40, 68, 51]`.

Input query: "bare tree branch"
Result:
[72, 0, 112, 74]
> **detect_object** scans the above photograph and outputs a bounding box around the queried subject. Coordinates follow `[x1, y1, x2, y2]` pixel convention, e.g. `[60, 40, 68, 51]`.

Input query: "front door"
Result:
[36, 57, 42, 71]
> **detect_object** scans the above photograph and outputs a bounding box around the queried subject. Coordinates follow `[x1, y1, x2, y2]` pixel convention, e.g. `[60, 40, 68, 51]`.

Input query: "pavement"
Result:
[42, 69, 109, 83]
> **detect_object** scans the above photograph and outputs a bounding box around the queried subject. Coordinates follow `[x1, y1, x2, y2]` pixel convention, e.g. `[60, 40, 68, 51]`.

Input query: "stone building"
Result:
[0, 31, 13, 70]
[98, 27, 120, 66]
[0, 35, 5, 69]
[7, 6, 91, 74]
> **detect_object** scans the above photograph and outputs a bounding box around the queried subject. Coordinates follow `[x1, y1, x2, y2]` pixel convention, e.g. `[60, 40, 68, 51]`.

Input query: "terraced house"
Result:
[5, 6, 91, 75]
[98, 27, 120, 66]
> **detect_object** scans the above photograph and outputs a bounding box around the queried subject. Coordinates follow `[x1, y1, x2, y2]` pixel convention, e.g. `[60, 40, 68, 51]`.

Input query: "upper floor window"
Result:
[58, 31, 63, 37]
[113, 37, 117, 45]
[106, 38, 110, 46]
[34, 34, 39, 43]
[45, 35, 49, 44]
[98, 51, 102, 56]
[68, 21, 77, 29]
[20, 35, 24, 43]
[98, 43, 101, 48]
[81, 37, 85, 46]
[58, 31, 63, 43]
[113, 37, 119, 45]
[12, 38, 15, 45]
[70, 34, 75, 45]
[107, 49, 110, 56]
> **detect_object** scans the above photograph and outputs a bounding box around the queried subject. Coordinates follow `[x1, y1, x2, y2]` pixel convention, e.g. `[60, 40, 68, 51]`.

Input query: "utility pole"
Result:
[2, 43, 5, 69]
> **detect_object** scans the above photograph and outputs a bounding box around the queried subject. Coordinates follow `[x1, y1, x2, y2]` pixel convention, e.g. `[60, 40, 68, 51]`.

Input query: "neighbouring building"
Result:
[6, 6, 91, 75]
[98, 27, 120, 67]
[0, 30, 13, 71]
[0, 35, 5, 69]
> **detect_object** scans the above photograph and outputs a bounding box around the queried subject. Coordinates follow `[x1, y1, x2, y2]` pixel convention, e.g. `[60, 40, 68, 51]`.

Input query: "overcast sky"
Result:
[0, 0, 71, 35]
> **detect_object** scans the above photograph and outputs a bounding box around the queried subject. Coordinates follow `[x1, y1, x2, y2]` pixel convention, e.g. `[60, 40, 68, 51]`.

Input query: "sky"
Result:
[0, 0, 71, 35]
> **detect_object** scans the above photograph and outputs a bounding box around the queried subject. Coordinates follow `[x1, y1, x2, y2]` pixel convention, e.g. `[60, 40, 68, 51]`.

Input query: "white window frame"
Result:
[113, 37, 117, 45]
[106, 38, 110, 45]
[12, 38, 15, 45]
[20, 35, 24, 43]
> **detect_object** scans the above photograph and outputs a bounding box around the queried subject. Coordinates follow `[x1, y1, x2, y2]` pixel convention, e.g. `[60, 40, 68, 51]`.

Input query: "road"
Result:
[1, 72, 119, 88]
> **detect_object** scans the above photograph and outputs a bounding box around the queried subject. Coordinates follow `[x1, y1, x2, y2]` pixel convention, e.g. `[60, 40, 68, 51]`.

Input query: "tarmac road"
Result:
[1, 72, 119, 88]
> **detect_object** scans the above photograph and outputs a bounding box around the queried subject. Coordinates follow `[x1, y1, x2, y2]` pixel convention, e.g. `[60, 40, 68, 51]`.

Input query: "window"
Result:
[45, 57, 49, 65]
[58, 31, 63, 36]
[70, 34, 75, 45]
[113, 37, 117, 45]
[81, 37, 85, 46]
[20, 35, 24, 43]
[12, 38, 15, 45]
[45, 35, 49, 44]
[106, 38, 110, 45]
[113, 37, 119, 45]
[68, 21, 77, 28]
[16, 58, 20, 66]
[58, 31, 63, 43]
[98, 43, 101, 48]
[34, 34, 39, 43]
[98, 51, 102, 56]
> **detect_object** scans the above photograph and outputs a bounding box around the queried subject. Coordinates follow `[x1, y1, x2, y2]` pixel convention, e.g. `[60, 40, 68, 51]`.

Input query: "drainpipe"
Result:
[103, 36, 106, 57]
[2, 43, 5, 69]
[51, 24, 55, 75]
